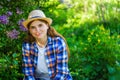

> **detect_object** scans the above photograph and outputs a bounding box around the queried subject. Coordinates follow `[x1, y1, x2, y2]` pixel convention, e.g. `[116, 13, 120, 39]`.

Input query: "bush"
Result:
[69, 25, 120, 80]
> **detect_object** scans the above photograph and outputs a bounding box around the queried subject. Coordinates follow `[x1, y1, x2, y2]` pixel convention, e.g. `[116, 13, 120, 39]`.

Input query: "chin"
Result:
[37, 36, 43, 39]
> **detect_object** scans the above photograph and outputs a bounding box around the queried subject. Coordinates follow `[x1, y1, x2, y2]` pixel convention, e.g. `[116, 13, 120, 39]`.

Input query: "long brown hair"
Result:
[24, 19, 70, 58]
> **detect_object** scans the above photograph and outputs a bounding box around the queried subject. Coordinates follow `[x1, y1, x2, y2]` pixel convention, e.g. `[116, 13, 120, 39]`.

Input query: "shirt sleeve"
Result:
[22, 42, 35, 80]
[53, 38, 69, 80]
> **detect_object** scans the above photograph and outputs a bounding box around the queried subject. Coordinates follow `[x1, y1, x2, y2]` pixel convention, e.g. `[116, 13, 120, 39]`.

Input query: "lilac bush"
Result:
[18, 19, 27, 31]
[6, 11, 12, 16]
[0, 15, 9, 24]
[6, 29, 20, 39]
[16, 8, 23, 14]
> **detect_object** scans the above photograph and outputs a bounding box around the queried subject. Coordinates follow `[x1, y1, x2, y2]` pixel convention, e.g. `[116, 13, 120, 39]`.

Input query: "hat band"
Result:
[29, 16, 44, 19]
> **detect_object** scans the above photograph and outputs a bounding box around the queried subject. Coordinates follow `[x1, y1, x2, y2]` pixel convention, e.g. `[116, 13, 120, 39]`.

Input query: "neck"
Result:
[36, 36, 47, 48]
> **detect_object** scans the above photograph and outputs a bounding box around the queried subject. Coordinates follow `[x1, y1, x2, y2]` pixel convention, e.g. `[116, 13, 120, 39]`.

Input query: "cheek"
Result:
[29, 30, 35, 36]
[45, 28, 48, 33]
[43, 27, 48, 32]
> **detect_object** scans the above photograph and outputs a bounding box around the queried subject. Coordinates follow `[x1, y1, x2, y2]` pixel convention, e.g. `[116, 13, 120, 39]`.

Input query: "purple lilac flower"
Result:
[0, 15, 9, 24]
[18, 19, 27, 31]
[6, 29, 20, 39]
[16, 8, 23, 14]
[6, 11, 12, 16]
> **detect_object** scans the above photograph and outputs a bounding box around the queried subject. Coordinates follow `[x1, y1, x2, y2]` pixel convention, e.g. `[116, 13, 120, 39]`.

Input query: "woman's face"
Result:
[29, 20, 48, 40]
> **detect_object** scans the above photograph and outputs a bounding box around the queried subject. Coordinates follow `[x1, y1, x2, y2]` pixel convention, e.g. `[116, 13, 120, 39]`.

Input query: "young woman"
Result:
[22, 10, 72, 80]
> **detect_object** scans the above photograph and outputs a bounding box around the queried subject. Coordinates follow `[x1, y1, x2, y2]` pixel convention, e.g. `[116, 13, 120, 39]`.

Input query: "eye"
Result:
[38, 24, 43, 27]
[30, 26, 35, 29]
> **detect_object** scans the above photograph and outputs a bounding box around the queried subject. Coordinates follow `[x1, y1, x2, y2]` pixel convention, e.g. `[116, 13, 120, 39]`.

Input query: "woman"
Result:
[22, 10, 72, 80]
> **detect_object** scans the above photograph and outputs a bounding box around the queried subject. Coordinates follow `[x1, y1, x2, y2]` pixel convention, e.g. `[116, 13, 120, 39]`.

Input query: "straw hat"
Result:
[22, 10, 52, 28]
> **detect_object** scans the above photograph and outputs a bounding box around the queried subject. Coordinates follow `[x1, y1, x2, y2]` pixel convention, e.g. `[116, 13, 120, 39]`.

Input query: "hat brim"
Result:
[22, 18, 52, 29]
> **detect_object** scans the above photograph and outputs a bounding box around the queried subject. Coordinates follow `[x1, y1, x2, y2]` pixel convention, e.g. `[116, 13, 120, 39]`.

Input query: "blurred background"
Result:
[0, 0, 120, 80]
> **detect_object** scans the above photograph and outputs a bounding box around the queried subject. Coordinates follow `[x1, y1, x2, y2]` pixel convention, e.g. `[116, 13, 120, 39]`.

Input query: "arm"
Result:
[53, 38, 69, 80]
[22, 42, 35, 80]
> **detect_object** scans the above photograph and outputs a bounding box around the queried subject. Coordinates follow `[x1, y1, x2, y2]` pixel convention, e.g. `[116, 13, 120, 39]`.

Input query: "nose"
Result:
[36, 26, 41, 32]
[36, 27, 39, 32]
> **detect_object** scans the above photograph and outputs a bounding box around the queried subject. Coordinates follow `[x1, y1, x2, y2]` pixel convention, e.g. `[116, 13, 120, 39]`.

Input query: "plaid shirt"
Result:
[22, 36, 72, 80]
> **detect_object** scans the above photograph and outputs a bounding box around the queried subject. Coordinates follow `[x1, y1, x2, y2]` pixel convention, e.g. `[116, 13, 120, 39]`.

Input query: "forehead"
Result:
[30, 20, 45, 25]
[27, 19, 48, 29]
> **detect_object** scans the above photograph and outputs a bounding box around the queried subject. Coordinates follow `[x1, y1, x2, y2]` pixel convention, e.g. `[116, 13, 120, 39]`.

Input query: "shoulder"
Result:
[48, 36, 65, 46]
[52, 37, 66, 47]
[52, 36, 65, 43]
[22, 42, 31, 49]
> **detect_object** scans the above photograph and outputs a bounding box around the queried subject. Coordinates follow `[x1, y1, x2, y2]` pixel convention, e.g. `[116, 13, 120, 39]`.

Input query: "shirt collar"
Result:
[47, 36, 53, 44]
[31, 36, 53, 46]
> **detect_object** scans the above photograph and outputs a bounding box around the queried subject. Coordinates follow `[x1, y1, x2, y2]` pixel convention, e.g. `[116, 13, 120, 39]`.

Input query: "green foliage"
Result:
[64, 24, 120, 80]
[0, 53, 23, 80]
[79, 25, 120, 80]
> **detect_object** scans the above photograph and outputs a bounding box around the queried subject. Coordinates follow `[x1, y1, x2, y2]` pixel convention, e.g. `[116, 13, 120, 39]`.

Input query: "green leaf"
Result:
[12, 53, 17, 58]
[0, 59, 6, 63]
[107, 65, 116, 74]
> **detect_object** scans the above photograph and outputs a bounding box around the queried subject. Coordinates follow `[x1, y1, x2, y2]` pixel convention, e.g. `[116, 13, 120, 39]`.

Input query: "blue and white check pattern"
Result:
[22, 36, 72, 80]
